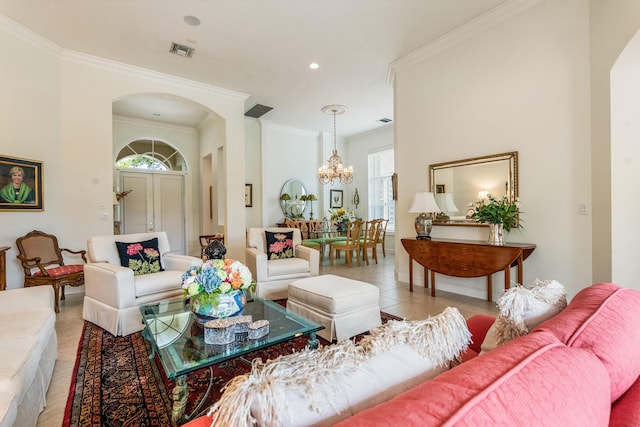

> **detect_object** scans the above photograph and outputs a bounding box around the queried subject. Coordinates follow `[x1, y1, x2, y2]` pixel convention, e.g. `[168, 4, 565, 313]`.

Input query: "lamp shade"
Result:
[409, 192, 441, 214]
[435, 193, 458, 213]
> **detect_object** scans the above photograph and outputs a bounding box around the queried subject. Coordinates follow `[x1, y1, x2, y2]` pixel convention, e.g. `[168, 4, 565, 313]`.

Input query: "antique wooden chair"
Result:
[376, 218, 389, 257]
[15, 230, 87, 313]
[359, 219, 382, 265]
[329, 220, 363, 267]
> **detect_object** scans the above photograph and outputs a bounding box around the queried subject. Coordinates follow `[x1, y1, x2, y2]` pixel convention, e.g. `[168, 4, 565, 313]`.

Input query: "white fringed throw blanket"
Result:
[208, 306, 471, 426]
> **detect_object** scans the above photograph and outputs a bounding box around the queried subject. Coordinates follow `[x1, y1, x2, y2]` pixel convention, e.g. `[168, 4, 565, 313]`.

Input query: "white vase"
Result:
[488, 223, 505, 245]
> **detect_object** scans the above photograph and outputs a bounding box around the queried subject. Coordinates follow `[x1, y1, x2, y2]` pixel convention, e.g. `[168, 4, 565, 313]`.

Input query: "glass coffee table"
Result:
[139, 297, 324, 424]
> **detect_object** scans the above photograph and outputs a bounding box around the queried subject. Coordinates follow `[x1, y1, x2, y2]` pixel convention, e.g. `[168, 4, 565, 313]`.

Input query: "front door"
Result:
[119, 170, 186, 254]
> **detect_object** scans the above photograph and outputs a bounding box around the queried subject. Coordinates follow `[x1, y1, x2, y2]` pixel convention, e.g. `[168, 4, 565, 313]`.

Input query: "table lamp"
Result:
[435, 193, 459, 221]
[409, 192, 441, 240]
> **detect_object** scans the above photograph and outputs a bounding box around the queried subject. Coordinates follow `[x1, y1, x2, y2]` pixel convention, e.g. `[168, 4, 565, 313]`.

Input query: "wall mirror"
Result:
[429, 151, 518, 226]
[280, 178, 308, 217]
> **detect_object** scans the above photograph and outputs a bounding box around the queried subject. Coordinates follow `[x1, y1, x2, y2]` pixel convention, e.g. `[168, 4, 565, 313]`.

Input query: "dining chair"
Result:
[359, 219, 382, 265]
[329, 220, 363, 267]
[376, 218, 389, 257]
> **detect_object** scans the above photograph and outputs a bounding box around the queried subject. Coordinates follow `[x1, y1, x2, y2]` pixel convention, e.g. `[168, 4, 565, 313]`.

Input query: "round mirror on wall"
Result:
[280, 179, 308, 218]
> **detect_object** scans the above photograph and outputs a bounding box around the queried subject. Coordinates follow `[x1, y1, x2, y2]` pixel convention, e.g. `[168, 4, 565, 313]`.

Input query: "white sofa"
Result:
[245, 228, 319, 300]
[0, 286, 57, 427]
[83, 232, 201, 336]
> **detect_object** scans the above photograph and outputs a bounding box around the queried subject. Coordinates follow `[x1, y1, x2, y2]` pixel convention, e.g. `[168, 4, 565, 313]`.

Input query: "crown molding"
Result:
[261, 121, 320, 138]
[62, 50, 250, 102]
[348, 122, 394, 141]
[388, 0, 543, 85]
[0, 13, 62, 57]
[113, 114, 199, 134]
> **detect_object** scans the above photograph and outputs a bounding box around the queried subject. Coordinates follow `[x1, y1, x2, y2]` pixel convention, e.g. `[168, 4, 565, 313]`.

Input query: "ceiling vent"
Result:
[170, 42, 195, 58]
[245, 104, 274, 118]
[378, 117, 392, 123]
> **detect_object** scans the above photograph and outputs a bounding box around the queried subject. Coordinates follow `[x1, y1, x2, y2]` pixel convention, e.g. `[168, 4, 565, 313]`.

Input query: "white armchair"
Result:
[245, 227, 319, 300]
[82, 232, 201, 336]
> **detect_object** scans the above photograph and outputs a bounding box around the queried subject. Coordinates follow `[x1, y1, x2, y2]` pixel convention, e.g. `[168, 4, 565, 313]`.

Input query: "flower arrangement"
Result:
[182, 259, 256, 307]
[471, 194, 522, 232]
[329, 207, 353, 224]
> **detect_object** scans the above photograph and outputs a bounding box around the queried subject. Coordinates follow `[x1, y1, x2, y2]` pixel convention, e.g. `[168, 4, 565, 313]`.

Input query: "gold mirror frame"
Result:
[429, 151, 518, 227]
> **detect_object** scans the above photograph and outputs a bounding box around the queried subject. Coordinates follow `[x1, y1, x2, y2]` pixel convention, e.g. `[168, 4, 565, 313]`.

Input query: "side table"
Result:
[401, 238, 536, 302]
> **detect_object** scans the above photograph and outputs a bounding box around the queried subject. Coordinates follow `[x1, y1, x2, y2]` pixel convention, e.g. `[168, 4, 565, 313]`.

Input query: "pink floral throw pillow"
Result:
[265, 231, 294, 260]
[115, 237, 164, 276]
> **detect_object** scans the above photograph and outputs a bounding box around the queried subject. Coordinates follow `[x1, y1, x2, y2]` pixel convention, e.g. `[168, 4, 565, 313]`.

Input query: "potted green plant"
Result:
[471, 194, 522, 244]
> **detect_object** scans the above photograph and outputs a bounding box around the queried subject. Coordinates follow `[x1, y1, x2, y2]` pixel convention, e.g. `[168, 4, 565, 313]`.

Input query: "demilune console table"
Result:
[401, 238, 536, 302]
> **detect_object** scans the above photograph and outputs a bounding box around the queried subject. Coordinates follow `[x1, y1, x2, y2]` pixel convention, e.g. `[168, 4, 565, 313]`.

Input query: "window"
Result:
[368, 148, 395, 232]
[115, 139, 186, 172]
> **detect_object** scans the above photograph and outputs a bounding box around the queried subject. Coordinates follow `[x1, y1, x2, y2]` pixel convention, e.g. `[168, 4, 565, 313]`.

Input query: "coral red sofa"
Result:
[185, 283, 640, 426]
[336, 282, 640, 426]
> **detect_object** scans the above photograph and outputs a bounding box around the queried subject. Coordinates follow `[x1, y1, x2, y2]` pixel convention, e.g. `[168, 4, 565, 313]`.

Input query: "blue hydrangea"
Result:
[182, 266, 199, 281]
[198, 266, 222, 293]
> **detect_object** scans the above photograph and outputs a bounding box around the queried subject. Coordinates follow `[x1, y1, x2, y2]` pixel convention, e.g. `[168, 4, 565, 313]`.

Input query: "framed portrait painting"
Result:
[330, 189, 343, 208]
[0, 155, 43, 211]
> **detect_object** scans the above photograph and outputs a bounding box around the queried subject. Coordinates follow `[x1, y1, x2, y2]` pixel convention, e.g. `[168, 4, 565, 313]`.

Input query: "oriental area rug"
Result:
[63, 305, 401, 426]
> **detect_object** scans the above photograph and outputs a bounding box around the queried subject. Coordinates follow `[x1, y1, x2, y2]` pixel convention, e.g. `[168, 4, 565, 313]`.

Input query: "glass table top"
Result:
[139, 297, 324, 378]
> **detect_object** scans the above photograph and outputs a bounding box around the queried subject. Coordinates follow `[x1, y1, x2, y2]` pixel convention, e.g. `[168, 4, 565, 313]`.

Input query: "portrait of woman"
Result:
[0, 156, 43, 211]
[1, 166, 35, 203]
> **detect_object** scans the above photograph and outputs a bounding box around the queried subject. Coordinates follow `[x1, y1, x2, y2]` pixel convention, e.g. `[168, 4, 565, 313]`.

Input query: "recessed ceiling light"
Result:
[309, 63, 319, 70]
[184, 15, 201, 26]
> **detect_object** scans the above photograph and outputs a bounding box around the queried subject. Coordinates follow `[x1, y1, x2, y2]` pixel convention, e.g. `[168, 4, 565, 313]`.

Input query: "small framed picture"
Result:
[330, 189, 343, 208]
[245, 184, 253, 207]
[0, 155, 44, 211]
[436, 184, 445, 194]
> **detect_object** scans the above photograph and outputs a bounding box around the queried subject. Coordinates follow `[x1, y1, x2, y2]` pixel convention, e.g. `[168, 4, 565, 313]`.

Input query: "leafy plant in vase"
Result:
[471, 194, 522, 245]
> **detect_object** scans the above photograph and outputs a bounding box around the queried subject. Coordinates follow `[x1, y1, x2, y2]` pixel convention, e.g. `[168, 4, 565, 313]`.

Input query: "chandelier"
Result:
[318, 105, 354, 185]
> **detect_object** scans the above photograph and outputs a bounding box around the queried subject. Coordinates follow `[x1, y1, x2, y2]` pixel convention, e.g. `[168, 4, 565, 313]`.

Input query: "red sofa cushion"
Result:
[336, 331, 611, 426]
[610, 375, 640, 426]
[534, 283, 640, 402]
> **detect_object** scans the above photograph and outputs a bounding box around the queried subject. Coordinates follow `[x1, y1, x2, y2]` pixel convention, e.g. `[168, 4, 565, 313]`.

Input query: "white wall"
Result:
[245, 119, 262, 228]
[393, 0, 592, 300]
[0, 16, 248, 288]
[259, 121, 323, 227]
[0, 20, 67, 288]
[346, 125, 395, 254]
[590, 0, 640, 284]
[611, 31, 640, 288]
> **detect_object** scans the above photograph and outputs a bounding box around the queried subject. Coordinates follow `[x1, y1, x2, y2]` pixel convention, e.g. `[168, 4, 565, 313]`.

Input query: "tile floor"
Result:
[36, 253, 499, 427]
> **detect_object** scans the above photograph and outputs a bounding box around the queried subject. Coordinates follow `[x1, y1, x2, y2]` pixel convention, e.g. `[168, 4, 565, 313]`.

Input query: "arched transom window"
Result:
[115, 139, 186, 172]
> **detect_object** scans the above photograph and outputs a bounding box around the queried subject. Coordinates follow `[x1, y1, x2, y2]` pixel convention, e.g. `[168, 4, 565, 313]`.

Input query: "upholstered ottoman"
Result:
[287, 274, 381, 342]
